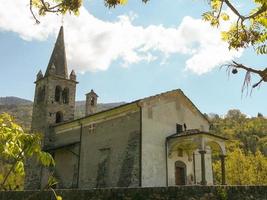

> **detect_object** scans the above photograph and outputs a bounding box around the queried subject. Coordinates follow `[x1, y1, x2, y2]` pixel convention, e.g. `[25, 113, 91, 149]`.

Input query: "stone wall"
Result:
[78, 110, 141, 188]
[2, 186, 267, 200]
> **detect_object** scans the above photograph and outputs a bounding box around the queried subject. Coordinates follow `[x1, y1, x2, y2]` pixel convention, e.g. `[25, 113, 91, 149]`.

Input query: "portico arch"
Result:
[167, 130, 228, 186]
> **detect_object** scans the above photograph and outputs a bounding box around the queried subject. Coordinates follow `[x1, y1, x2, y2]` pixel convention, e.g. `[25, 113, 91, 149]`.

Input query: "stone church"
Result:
[25, 27, 227, 190]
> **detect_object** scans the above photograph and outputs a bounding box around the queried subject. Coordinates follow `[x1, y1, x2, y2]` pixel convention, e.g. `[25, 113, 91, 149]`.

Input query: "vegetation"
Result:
[213, 149, 267, 185]
[202, 0, 267, 92]
[208, 109, 267, 185]
[0, 113, 54, 190]
[209, 109, 267, 155]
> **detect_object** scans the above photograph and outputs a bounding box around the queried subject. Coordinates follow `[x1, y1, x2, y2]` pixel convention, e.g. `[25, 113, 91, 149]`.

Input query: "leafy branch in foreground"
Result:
[0, 113, 54, 190]
[202, 0, 267, 91]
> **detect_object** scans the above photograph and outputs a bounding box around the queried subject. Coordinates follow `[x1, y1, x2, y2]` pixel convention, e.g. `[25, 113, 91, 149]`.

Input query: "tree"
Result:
[209, 110, 267, 155]
[213, 148, 267, 185]
[0, 113, 54, 190]
[29, 0, 266, 90]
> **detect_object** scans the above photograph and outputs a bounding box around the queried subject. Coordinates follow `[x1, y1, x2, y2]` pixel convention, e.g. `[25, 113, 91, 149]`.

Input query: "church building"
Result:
[25, 27, 227, 190]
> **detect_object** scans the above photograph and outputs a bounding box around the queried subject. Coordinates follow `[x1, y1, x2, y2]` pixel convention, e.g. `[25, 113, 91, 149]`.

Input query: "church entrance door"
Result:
[175, 161, 186, 185]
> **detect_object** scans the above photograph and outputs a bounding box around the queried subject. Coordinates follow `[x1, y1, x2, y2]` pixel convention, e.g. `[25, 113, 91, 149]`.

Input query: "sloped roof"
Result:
[45, 26, 68, 78]
[53, 89, 209, 127]
[167, 129, 228, 141]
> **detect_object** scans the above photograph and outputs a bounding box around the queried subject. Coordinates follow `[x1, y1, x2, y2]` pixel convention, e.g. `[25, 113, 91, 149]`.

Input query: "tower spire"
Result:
[45, 26, 68, 78]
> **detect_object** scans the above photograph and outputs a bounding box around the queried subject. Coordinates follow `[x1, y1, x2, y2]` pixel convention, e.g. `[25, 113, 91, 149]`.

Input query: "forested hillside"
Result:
[0, 97, 125, 130]
[0, 97, 32, 130]
[209, 110, 267, 155]
[208, 110, 267, 185]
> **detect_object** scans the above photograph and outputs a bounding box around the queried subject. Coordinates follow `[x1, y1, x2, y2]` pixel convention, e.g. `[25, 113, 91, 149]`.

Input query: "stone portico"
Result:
[167, 129, 227, 186]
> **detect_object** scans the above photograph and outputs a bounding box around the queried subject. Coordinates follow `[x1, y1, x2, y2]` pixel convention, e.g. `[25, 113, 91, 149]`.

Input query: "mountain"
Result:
[0, 96, 126, 130]
[75, 101, 126, 118]
[0, 97, 32, 105]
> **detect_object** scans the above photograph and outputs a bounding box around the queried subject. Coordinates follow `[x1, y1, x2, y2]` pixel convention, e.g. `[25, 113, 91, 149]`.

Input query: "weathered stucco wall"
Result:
[53, 144, 80, 188]
[2, 186, 267, 200]
[141, 92, 210, 187]
[79, 109, 141, 188]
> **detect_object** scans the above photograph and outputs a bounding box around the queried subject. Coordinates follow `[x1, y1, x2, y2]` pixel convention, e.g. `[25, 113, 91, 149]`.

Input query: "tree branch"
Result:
[231, 61, 263, 75]
[217, 0, 224, 19]
[227, 61, 267, 85]
[29, 0, 40, 24]
[0, 147, 26, 190]
[223, 0, 245, 20]
[245, 3, 267, 20]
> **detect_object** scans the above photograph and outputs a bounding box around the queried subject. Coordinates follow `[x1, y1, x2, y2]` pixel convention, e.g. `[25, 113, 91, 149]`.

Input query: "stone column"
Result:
[220, 155, 226, 185]
[199, 150, 207, 185]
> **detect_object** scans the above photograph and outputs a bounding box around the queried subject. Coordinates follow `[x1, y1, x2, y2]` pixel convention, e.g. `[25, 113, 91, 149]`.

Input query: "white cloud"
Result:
[0, 0, 242, 75]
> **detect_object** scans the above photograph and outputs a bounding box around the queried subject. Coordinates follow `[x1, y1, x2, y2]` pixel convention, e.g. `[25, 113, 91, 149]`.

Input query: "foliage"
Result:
[0, 104, 32, 131]
[209, 109, 267, 185]
[192, 0, 267, 90]
[210, 109, 267, 155]
[213, 148, 267, 185]
[203, 0, 267, 53]
[0, 113, 54, 190]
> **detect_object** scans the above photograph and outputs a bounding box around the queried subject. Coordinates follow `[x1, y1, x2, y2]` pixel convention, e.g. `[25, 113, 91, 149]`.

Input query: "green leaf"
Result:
[221, 13, 230, 21]
[56, 196, 62, 200]
[256, 44, 267, 54]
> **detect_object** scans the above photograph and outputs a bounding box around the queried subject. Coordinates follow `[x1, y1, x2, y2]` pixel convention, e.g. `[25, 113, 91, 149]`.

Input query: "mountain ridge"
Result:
[0, 96, 126, 129]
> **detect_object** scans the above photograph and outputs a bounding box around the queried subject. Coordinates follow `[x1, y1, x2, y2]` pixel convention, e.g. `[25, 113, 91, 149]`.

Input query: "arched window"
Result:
[55, 86, 62, 102]
[62, 88, 69, 104]
[175, 161, 187, 185]
[55, 111, 63, 123]
[90, 97, 95, 106]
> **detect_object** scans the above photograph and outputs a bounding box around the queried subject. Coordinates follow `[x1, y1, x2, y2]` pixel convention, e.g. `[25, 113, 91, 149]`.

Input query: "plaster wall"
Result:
[141, 93, 210, 187]
[54, 145, 79, 188]
[79, 110, 141, 188]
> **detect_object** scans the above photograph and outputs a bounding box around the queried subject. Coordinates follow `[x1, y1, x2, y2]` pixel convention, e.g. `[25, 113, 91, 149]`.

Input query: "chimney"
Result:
[85, 89, 98, 116]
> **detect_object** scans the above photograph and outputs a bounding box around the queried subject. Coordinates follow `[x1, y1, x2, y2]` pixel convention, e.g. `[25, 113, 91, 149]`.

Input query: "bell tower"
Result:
[85, 89, 98, 116]
[31, 26, 78, 141]
[25, 26, 78, 189]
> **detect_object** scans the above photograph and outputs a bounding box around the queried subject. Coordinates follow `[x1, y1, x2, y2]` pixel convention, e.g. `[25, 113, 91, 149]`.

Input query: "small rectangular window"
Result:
[176, 124, 183, 133]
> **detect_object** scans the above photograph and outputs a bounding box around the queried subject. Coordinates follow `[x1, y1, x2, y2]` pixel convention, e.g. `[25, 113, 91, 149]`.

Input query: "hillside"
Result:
[0, 96, 125, 130]
[75, 101, 125, 118]
[0, 96, 32, 105]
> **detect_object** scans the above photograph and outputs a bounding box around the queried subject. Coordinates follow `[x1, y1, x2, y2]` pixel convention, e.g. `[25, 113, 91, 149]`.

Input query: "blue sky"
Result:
[0, 0, 266, 116]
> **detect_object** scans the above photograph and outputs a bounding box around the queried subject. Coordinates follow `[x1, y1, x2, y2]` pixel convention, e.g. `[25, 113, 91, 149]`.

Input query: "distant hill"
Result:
[0, 96, 126, 130]
[0, 97, 32, 105]
[75, 101, 126, 118]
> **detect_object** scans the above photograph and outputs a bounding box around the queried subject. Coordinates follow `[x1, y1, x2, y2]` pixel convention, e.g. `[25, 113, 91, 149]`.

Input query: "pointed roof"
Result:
[45, 26, 68, 78]
[86, 89, 98, 97]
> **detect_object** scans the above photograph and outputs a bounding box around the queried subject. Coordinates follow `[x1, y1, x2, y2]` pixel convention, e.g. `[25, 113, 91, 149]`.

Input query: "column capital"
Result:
[198, 150, 206, 154]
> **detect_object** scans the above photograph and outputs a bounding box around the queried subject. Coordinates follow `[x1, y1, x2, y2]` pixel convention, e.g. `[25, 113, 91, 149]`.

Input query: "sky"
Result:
[0, 0, 266, 117]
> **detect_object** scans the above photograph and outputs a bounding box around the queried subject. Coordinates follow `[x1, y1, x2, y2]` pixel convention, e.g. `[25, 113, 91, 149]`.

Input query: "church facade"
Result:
[25, 27, 227, 190]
